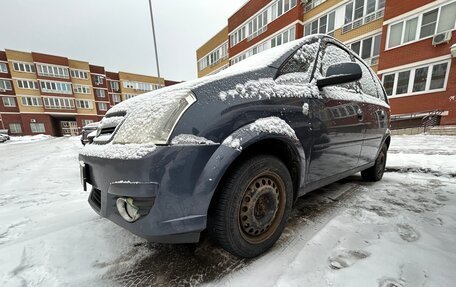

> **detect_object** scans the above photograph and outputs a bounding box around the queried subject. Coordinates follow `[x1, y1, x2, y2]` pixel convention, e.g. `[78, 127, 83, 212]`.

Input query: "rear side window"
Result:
[356, 59, 379, 99]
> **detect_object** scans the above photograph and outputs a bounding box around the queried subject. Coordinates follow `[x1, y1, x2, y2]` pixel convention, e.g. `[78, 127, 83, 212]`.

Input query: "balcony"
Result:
[342, 9, 384, 34]
[247, 26, 268, 41]
[304, 0, 327, 13]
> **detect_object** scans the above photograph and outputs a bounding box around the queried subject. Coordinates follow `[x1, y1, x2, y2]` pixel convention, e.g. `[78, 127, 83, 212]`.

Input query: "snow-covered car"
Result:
[79, 35, 391, 258]
[0, 133, 10, 143]
[80, 122, 100, 145]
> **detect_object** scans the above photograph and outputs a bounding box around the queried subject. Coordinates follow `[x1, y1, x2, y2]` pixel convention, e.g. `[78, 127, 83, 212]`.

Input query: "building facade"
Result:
[0, 48, 174, 136]
[378, 0, 456, 126]
[196, 0, 456, 127]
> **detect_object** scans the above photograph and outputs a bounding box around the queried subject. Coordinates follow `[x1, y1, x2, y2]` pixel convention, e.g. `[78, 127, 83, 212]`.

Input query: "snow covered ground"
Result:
[0, 135, 455, 286]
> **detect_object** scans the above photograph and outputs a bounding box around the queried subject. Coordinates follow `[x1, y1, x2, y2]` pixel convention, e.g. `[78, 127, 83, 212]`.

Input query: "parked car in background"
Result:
[0, 130, 10, 143]
[79, 35, 391, 258]
[80, 122, 99, 145]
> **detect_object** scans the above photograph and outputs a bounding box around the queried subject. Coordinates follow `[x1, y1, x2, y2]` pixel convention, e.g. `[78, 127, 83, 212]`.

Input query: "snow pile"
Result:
[7, 134, 51, 144]
[170, 134, 217, 145]
[80, 143, 156, 160]
[249, 117, 298, 140]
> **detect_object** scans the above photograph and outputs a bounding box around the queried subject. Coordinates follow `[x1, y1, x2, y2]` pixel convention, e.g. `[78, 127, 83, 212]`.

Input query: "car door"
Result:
[306, 42, 365, 184]
[355, 58, 390, 165]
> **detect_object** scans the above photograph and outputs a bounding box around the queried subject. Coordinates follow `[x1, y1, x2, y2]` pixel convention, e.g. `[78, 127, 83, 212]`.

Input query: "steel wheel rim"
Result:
[238, 171, 286, 244]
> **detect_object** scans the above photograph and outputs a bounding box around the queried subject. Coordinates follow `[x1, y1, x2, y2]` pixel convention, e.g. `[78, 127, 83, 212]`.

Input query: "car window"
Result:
[318, 43, 358, 91]
[355, 58, 379, 99]
[277, 40, 321, 84]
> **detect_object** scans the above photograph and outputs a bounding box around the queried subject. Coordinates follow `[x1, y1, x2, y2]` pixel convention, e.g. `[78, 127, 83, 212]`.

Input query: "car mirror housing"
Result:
[317, 62, 362, 89]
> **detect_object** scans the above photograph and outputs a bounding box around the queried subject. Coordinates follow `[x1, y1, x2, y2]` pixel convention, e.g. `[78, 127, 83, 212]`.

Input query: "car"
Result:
[79, 35, 390, 258]
[80, 122, 100, 145]
[0, 132, 10, 143]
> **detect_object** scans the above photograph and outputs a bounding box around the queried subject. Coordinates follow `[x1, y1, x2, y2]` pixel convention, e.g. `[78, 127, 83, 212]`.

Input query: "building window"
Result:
[342, 0, 384, 33]
[9, 123, 22, 133]
[122, 81, 159, 92]
[36, 64, 69, 79]
[95, 89, 106, 98]
[230, 0, 297, 47]
[17, 79, 38, 90]
[0, 79, 13, 91]
[98, 102, 108, 111]
[387, 2, 456, 49]
[76, 99, 93, 109]
[382, 60, 450, 97]
[0, 62, 8, 73]
[21, 96, 42, 107]
[40, 80, 72, 94]
[93, 75, 104, 85]
[271, 26, 296, 48]
[198, 42, 228, 71]
[124, 94, 136, 100]
[112, 94, 121, 104]
[73, 84, 91, 94]
[30, 123, 45, 133]
[2, 96, 16, 107]
[349, 33, 382, 65]
[12, 61, 35, 73]
[70, 69, 89, 79]
[304, 11, 336, 36]
[43, 97, 75, 109]
[109, 81, 120, 92]
[82, 119, 94, 126]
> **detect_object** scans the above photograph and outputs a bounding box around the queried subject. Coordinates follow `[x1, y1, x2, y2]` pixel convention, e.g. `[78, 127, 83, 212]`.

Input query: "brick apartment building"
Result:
[196, 0, 456, 127]
[0, 49, 176, 136]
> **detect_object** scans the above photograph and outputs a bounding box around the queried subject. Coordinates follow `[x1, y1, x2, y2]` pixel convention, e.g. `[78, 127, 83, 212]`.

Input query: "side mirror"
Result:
[317, 62, 362, 89]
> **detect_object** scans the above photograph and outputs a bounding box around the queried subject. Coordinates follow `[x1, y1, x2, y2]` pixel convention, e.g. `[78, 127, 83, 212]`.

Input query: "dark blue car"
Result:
[79, 35, 390, 258]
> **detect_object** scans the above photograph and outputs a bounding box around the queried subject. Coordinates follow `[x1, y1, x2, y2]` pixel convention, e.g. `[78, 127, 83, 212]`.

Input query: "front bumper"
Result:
[79, 144, 220, 243]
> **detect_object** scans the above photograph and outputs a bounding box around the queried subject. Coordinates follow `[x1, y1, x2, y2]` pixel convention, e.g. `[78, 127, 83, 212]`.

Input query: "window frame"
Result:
[9, 123, 22, 134]
[0, 62, 8, 73]
[2, 96, 16, 107]
[382, 59, 451, 98]
[386, 2, 456, 50]
[348, 33, 382, 65]
[30, 123, 45, 133]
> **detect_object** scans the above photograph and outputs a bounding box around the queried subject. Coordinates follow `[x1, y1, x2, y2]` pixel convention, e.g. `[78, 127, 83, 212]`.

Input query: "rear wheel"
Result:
[361, 144, 387, 182]
[208, 155, 293, 258]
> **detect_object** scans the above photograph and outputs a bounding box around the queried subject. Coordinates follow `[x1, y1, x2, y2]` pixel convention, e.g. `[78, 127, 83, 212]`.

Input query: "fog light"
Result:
[116, 197, 140, 222]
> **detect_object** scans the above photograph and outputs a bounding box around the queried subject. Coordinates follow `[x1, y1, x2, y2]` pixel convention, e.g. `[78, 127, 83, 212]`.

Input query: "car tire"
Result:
[208, 154, 293, 258]
[361, 144, 387, 182]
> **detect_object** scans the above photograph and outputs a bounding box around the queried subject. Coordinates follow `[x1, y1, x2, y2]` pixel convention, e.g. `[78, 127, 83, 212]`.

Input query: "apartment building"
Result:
[0, 49, 170, 136]
[197, 0, 456, 127]
[196, 27, 229, 77]
[378, 0, 456, 126]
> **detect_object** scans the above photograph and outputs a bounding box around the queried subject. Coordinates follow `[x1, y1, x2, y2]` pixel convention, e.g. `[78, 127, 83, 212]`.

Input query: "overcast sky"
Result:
[0, 0, 246, 81]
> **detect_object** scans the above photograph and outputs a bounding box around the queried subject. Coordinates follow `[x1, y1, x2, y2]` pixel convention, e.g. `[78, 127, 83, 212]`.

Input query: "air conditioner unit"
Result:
[432, 31, 452, 46]
[30, 119, 36, 123]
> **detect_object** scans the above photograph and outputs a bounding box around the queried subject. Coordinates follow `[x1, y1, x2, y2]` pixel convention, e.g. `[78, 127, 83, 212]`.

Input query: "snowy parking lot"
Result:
[1, 135, 455, 287]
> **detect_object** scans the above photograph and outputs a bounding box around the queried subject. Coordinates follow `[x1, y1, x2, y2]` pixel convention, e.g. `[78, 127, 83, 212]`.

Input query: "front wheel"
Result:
[361, 144, 387, 182]
[208, 155, 293, 258]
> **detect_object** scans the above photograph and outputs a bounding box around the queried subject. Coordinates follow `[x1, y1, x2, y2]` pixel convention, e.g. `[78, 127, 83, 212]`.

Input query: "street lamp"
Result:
[148, 0, 161, 79]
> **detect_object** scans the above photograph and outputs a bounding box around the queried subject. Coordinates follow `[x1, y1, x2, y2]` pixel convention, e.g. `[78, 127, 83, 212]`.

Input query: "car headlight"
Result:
[112, 89, 196, 145]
